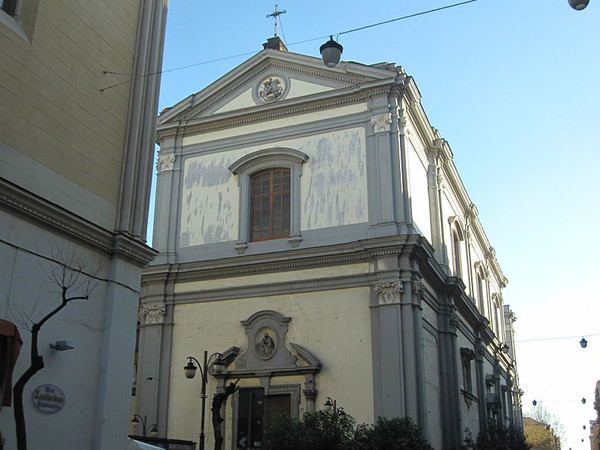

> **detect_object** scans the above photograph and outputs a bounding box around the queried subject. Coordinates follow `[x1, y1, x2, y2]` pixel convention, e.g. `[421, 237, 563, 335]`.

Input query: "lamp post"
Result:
[184, 351, 224, 450]
[324, 396, 336, 412]
[131, 414, 158, 437]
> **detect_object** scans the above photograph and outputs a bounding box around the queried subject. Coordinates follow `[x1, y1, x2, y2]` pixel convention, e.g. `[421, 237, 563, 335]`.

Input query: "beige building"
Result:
[136, 37, 522, 449]
[0, 1, 166, 449]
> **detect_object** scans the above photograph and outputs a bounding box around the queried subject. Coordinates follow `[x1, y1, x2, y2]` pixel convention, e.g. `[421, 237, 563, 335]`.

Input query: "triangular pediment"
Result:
[158, 48, 401, 126]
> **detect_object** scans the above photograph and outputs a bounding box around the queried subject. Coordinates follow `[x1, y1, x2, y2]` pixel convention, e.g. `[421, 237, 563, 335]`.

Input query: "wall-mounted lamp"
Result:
[580, 337, 588, 348]
[568, 0, 590, 10]
[501, 343, 510, 353]
[49, 341, 74, 351]
[320, 36, 343, 68]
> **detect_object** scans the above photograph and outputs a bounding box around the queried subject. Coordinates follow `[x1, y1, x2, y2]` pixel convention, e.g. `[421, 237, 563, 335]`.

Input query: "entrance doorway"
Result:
[236, 388, 291, 449]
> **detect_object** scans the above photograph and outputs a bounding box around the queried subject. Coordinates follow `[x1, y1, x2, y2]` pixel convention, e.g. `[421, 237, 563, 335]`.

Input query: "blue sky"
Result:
[156, 1, 600, 447]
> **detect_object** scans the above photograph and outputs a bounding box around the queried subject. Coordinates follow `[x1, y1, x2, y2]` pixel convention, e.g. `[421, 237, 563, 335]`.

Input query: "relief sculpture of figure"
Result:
[259, 78, 283, 101]
[256, 332, 275, 358]
[211, 380, 239, 450]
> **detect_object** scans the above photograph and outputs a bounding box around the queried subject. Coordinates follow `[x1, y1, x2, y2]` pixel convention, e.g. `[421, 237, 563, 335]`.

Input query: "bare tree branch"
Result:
[11, 250, 98, 450]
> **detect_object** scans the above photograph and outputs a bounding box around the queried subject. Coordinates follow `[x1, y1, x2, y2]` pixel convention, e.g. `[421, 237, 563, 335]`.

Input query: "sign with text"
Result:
[32, 384, 65, 414]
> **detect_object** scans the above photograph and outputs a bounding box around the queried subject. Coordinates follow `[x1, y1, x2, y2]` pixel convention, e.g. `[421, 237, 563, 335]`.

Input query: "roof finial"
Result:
[266, 4, 286, 37]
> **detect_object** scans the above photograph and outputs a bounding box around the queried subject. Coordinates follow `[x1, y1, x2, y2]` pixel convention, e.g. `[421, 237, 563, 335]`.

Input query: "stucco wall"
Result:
[0, 210, 141, 450]
[0, 0, 139, 212]
[179, 127, 367, 247]
[168, 285, 374, 447]
[405, 135, 432, 242]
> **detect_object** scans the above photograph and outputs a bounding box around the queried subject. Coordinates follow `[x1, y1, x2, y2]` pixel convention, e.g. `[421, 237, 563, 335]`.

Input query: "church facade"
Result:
[136, 38, 522, 449]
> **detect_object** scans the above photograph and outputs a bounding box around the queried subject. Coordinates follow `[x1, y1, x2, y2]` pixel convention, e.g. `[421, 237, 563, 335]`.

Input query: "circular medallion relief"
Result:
[257, 75, 286, 103]
[254, 327, 278, 360]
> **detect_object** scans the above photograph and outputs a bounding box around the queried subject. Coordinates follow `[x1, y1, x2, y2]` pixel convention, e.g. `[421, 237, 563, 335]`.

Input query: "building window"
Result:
[236, 387, 291, 449]
[451, 230, 462, 277]
[491, 294, 503, 338]
[475, 265, 487, 314]
[447, 217, 465, 278]
[250, 168, 290, 241]
[1, 0, 16, 15]
[460, 348, 475, 394]
[229, 148, 308, 252]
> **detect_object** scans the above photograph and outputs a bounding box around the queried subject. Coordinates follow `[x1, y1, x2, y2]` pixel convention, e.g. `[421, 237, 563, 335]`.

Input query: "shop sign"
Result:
[32, 384, 65, 414]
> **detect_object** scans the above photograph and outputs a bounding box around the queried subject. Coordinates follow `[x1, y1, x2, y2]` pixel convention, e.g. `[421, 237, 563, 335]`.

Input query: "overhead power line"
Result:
[100, 0, 484, 92]
[517, 332, 600, 343]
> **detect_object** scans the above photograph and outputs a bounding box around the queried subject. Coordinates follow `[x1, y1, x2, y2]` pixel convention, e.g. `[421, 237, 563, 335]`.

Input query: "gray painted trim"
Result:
[145, 235, 430, 284]
[157, 87, 388, 140]
[170, 221, 370, 265]
[177, 112, 367, 160]
[116, 0, 168, 241]
[0, 177, 157, 266]
[0, 142, 116, 229]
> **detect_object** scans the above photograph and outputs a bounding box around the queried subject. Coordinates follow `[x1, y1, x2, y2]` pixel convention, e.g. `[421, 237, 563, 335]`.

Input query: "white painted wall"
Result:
[179, 127, 368, 246]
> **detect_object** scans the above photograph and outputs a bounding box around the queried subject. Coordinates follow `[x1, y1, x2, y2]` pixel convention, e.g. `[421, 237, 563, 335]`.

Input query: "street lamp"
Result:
[184, 351, 224, 450]
[580, 337, 588, 348]
[568, 0, 590, 10]
[131, 414, 158, 437]
[320, 36, 343, 67]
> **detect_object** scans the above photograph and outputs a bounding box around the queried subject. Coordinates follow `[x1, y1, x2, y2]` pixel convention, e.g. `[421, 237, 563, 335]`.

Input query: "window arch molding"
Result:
[448, 216, 465, 277]
[474, 262, 488, 315]
[228, 148, 309, 252]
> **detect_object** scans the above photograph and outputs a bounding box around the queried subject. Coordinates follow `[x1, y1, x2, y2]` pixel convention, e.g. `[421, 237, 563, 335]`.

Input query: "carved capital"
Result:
[411, 280, 423, 300]
[450, 312, 460, 333]
[370, 113, 392, 134]
[141, 303, 166, 325]
[374, 281, 403, 305]
[156, 153, 175, 174]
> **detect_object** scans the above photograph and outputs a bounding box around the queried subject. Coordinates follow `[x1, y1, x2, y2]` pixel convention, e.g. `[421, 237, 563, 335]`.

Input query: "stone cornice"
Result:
[0, 177, 157, 267]
[181, 59, 366, 122]
[157, 86, 391, 140]
[143, 234, 432, 284]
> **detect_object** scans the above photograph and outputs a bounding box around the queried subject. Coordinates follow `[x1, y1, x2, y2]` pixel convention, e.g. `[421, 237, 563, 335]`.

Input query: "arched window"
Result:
[229, 148, 308, 251]
[475, 264, 486, 314]
[491, 294, 503, 339]
[250, 168, 291, 241]
[451, 230, 462, 277]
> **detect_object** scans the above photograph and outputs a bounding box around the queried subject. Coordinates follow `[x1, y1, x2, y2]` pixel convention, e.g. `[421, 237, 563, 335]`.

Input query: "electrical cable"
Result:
[516, 332, 600, 343]
[100, 0, 484, 92]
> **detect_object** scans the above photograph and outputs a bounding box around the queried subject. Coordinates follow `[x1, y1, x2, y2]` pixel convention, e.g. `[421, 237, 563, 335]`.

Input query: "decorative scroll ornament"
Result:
[374, 281, 403, 305]
[141, 303, 166, 325]
[370, 113, 392, 133]
[156, 153, 175, 174]
[258, 76, 285, 102]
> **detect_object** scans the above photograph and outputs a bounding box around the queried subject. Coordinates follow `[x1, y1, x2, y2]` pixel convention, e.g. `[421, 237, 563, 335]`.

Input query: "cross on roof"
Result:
[266, 4, 286, 37]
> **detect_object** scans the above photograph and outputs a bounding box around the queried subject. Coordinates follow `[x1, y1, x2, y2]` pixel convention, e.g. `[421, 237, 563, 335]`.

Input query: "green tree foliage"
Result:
[475, 421, 531, 450]
[265, 412, 433, 450]
[355, 417, 434, 450]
